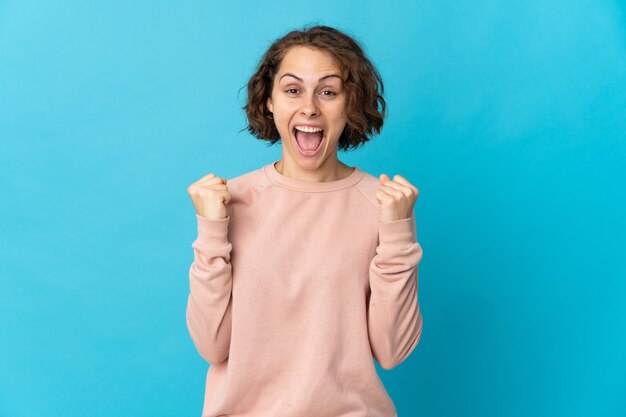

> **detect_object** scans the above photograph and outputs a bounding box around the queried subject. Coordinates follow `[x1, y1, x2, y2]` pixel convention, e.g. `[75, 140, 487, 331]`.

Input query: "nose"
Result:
[299, 92, 320, 117]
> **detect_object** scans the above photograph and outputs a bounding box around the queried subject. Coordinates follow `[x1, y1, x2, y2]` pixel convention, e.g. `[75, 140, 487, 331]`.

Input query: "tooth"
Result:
[295, 126, 323, 133]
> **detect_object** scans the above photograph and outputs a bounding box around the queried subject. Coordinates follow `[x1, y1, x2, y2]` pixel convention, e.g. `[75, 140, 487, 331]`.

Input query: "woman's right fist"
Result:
[187, 173, 231, 220]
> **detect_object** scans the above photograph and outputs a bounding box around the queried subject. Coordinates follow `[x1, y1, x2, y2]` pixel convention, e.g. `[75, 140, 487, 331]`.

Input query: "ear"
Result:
[266, 97, 273, 114]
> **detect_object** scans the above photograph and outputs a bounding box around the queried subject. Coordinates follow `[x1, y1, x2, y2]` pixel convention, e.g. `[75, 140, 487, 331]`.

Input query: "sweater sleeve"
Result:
[186, 213, 233, 366]
[367, 212, 423, 370]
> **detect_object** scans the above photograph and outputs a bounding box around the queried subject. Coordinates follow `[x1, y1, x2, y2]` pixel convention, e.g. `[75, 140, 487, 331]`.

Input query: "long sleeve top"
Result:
[186, 160, 424, 417]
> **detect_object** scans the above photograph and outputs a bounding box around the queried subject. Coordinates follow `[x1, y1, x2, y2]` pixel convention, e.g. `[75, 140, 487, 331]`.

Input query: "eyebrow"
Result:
[279, 73, 341, 82]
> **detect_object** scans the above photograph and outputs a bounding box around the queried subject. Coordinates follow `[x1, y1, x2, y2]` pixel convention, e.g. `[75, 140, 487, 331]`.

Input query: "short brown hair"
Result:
[239, 24, 386, 151]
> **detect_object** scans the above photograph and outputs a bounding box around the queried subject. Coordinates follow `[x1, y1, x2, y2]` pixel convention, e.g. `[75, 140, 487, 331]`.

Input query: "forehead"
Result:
[277, 46, 342, 81]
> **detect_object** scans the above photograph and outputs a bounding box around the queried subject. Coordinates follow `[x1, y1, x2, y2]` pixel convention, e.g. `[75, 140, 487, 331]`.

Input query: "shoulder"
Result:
[226, 167, 270, 204]
[224, 164, 271, 194]
[354, 168, 382, 212]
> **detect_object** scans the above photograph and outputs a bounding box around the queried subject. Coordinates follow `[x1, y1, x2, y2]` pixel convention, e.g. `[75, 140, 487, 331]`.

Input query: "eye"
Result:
[284, 89, 337, 97]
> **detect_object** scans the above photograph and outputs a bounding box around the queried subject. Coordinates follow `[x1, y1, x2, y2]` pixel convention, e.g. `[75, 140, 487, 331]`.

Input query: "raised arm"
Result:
[186, 213, 233, 366]
[367, 213, 423, 370]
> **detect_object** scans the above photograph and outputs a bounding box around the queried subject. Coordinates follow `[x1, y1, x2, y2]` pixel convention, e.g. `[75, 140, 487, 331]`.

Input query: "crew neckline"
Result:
[264, 160, 366, 192]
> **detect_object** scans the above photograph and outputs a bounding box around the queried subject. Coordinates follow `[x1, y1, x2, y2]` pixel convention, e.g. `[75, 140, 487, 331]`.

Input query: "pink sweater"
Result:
[186, 160, 423, 417]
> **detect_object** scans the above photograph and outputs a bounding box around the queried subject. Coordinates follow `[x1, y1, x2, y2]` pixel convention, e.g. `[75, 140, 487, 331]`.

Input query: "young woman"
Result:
[186, 25, 423, 417]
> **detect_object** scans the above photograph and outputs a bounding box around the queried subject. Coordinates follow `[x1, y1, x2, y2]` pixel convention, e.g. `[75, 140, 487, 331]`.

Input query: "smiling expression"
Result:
[266, 46, 347, 170]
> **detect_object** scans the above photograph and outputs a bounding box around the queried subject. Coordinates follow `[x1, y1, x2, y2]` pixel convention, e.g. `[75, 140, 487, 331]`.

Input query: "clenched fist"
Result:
[376, 173, 419, 223]
[187, 173, 231, 220]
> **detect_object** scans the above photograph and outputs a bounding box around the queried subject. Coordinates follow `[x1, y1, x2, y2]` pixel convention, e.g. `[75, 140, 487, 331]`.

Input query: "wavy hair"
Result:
[239, 24, 386, 151]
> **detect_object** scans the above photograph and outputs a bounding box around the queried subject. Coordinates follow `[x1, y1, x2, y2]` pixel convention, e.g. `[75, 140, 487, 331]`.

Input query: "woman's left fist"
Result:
[375, 173, 419, 223]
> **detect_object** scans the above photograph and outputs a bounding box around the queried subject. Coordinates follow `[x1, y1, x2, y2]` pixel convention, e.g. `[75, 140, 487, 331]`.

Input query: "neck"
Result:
[275, 157, 354, 182]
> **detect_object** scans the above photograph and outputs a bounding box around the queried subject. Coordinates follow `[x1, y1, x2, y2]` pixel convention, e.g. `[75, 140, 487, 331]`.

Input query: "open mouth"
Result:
[292, 127, 325, 153]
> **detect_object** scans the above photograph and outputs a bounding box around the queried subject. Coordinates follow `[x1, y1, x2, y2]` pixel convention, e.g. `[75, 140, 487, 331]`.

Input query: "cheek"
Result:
[330, 105, 347, 123]
[272, 115, 293, 141]
[272, 105, 292, 123]
[330, 113, 347, 132]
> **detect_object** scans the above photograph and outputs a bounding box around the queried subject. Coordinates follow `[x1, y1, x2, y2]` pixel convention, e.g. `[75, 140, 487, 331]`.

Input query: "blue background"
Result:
[1, 0, 625, 416]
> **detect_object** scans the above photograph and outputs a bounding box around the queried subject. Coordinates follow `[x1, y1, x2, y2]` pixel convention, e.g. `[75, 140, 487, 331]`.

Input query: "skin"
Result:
[266, 46, 354, 182]
[266, 45, 419, 222]
[187, 46, 420, 223]
[377, 173, 419, 223]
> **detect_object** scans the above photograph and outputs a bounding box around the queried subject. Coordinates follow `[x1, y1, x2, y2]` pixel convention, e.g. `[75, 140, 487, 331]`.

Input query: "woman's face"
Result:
[266, 46, 347, 171]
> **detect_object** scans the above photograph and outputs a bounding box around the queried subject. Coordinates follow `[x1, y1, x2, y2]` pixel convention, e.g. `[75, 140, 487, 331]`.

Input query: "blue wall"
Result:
[1, 1, 624, 416]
